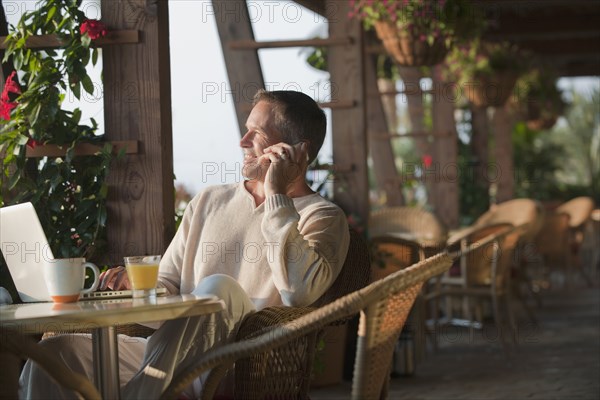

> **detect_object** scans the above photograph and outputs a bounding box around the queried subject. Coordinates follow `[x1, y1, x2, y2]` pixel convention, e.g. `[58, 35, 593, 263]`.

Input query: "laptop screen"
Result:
[1, 203, 54, 302]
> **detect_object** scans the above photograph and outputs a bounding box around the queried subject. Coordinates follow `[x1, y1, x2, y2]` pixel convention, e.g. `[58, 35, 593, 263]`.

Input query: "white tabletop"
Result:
[0, 294, 225, 333]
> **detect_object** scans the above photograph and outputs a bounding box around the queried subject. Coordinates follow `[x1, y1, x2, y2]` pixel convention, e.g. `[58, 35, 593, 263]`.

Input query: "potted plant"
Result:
[446, 39, 526, 108]
[514, 68, 566, 131]
[349, 0, 482, 67]
[0, 0, 115, 260]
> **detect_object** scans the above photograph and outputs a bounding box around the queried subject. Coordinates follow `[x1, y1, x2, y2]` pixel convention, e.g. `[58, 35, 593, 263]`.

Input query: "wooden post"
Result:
[431, 66, 459, 228]
[366, 56, 404, 207]
[212, 0, 265, 136]
[492, 106, 515, 203]
[101, 1, 175, 263]
[471, 106, 490, 190]
[327, 0, 369, 224]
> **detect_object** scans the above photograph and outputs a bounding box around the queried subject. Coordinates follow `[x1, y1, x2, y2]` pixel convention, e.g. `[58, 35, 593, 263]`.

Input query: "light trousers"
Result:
[19, 274, 257, 399]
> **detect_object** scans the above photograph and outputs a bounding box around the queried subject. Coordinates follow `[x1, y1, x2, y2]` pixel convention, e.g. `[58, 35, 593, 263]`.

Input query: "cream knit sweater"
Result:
[158, 182, 350, 310]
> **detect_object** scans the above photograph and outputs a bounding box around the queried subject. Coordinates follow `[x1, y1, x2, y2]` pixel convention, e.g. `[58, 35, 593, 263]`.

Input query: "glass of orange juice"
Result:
[124, 255, 161, 298]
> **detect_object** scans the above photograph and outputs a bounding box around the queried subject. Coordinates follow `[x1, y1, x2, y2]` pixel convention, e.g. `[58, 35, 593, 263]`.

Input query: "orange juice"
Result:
[126, 263, 159, 290]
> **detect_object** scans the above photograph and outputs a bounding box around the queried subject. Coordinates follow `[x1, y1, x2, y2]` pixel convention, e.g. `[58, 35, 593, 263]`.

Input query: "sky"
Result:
[3, 0, 599, 196]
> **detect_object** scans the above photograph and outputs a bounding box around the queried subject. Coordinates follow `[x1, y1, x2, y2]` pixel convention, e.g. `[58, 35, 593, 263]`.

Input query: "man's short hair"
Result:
[253, 90, 326, 164]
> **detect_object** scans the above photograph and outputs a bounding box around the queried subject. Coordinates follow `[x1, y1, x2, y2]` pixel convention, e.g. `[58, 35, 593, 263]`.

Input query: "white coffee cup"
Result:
[43, 258, 100, 303]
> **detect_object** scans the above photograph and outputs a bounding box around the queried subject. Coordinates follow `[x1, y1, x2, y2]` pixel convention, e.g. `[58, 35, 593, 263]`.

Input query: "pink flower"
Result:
[80, 19, 107, 40]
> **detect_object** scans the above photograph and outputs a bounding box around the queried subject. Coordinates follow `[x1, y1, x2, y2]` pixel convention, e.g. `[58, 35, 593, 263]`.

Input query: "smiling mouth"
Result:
[243, 153, 257, 164]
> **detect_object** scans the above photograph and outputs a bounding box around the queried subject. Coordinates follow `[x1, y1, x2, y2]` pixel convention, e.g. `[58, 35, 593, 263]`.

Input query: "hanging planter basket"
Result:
[464, 71, 518, 108]
[525, 100, 560, 131]
[374, 21, 449, 67]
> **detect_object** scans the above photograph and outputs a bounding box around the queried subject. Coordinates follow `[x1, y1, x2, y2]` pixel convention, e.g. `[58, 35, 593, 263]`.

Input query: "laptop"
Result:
[0, 202, 165, 303]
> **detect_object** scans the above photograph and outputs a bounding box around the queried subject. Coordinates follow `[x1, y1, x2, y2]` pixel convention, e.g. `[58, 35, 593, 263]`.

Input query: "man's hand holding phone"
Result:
[262, 141, 309, 197]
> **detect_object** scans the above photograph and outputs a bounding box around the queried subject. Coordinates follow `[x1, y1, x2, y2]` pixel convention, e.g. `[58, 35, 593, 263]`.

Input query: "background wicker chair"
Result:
[368, 207, 448, 375]
[369, 206, 448, 250]
[160, 253, 453, 400]
[555, 196, 595, 286]
[428, 223, 521, 354]
[532, 211, 571, 288]
[463, 198, 544, 319]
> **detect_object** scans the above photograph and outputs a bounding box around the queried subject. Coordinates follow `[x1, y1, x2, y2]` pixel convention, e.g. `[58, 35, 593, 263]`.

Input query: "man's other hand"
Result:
[99, 266, 131, 290]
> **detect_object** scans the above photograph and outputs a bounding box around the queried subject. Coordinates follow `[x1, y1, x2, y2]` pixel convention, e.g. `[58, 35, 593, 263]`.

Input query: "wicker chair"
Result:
[533, 211, 571, 287]
[369, 206, 448, 250]
[555, 196, 595, 286]
[465, 198, 544, 318]
[368, 207, 448, 374]
[160, 253, 453, 400]
[428, 223, 521, 353]
[197, 228, 371, 399]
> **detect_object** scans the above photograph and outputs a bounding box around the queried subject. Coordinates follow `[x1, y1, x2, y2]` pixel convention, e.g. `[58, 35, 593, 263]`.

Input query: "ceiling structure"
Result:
[295, 0, 600, 77]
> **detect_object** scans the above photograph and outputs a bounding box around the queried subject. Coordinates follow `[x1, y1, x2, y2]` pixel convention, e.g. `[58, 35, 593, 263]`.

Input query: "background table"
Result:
[0, 294, 225, 399]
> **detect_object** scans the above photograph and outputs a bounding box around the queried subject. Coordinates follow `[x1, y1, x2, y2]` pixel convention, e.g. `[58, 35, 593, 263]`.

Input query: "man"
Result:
[20, 90, 350, 399]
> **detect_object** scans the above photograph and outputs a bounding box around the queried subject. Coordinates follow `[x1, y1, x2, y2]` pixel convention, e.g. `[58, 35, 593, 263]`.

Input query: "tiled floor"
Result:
[310, 280, 600, 400]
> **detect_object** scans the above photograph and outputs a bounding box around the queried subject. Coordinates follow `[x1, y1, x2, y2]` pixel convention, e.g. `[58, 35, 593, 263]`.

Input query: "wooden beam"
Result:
[327, 0, 369, 224]
[492, 106, 515, 203]
[515, 37, 600, 56]
[0, 30, 139, 50]
[431, 65, 459, 229]
[101, 1, 174, 264]
[213, 0, 264, 136]
[365, 56, 404, 206]
[369, 131, 454, 140]
[25, 141, 138, 158]
[292, 0, 326, 17]
[228, 37, 353, 50]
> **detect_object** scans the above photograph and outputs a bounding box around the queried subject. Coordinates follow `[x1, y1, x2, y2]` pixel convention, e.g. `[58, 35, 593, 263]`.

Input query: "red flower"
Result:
[1, 71, 21, 103]
[422, 154, 433, 168]
[1, 71, 21, 119]
[26, 138, 40, 149]
[80, 19, 107, 40]
[0, 101, 14, 120]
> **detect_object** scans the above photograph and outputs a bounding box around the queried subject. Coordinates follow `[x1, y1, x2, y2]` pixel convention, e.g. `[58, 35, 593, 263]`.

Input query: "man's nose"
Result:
[240, 131, 252, 147]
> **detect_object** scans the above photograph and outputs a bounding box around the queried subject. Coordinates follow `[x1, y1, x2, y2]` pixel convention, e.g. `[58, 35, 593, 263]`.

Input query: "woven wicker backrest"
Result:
[311, 228, 372, 307]
[351, 280, 423, 398]
[369, 236, 423, 281]
[160, 253, 453, 400]
[450, 223, 514, 286]
[474, 198, 541, 241]
[556, 196, 594, 229]
[534, 211, 571, 259]
[369, 207, 448, 247]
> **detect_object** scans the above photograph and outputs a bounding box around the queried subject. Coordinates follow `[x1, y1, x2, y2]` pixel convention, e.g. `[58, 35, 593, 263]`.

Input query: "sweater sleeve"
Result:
[261, 194, 350, 307]
[157, 200, 196, 295]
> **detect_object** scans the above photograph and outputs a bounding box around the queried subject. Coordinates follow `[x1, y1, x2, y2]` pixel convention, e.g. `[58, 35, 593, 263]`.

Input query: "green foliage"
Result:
[457, 137, 488, 226]
[0, 0, 112, 260]
[514, 68, 566, 122]
[512, 122, 565, 201]
[513, 86, 599, 204]
[305, 46, 327, 72]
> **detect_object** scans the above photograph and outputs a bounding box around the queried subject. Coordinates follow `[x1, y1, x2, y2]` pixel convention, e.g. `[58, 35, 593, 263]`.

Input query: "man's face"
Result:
[240, 101, 283, 181]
